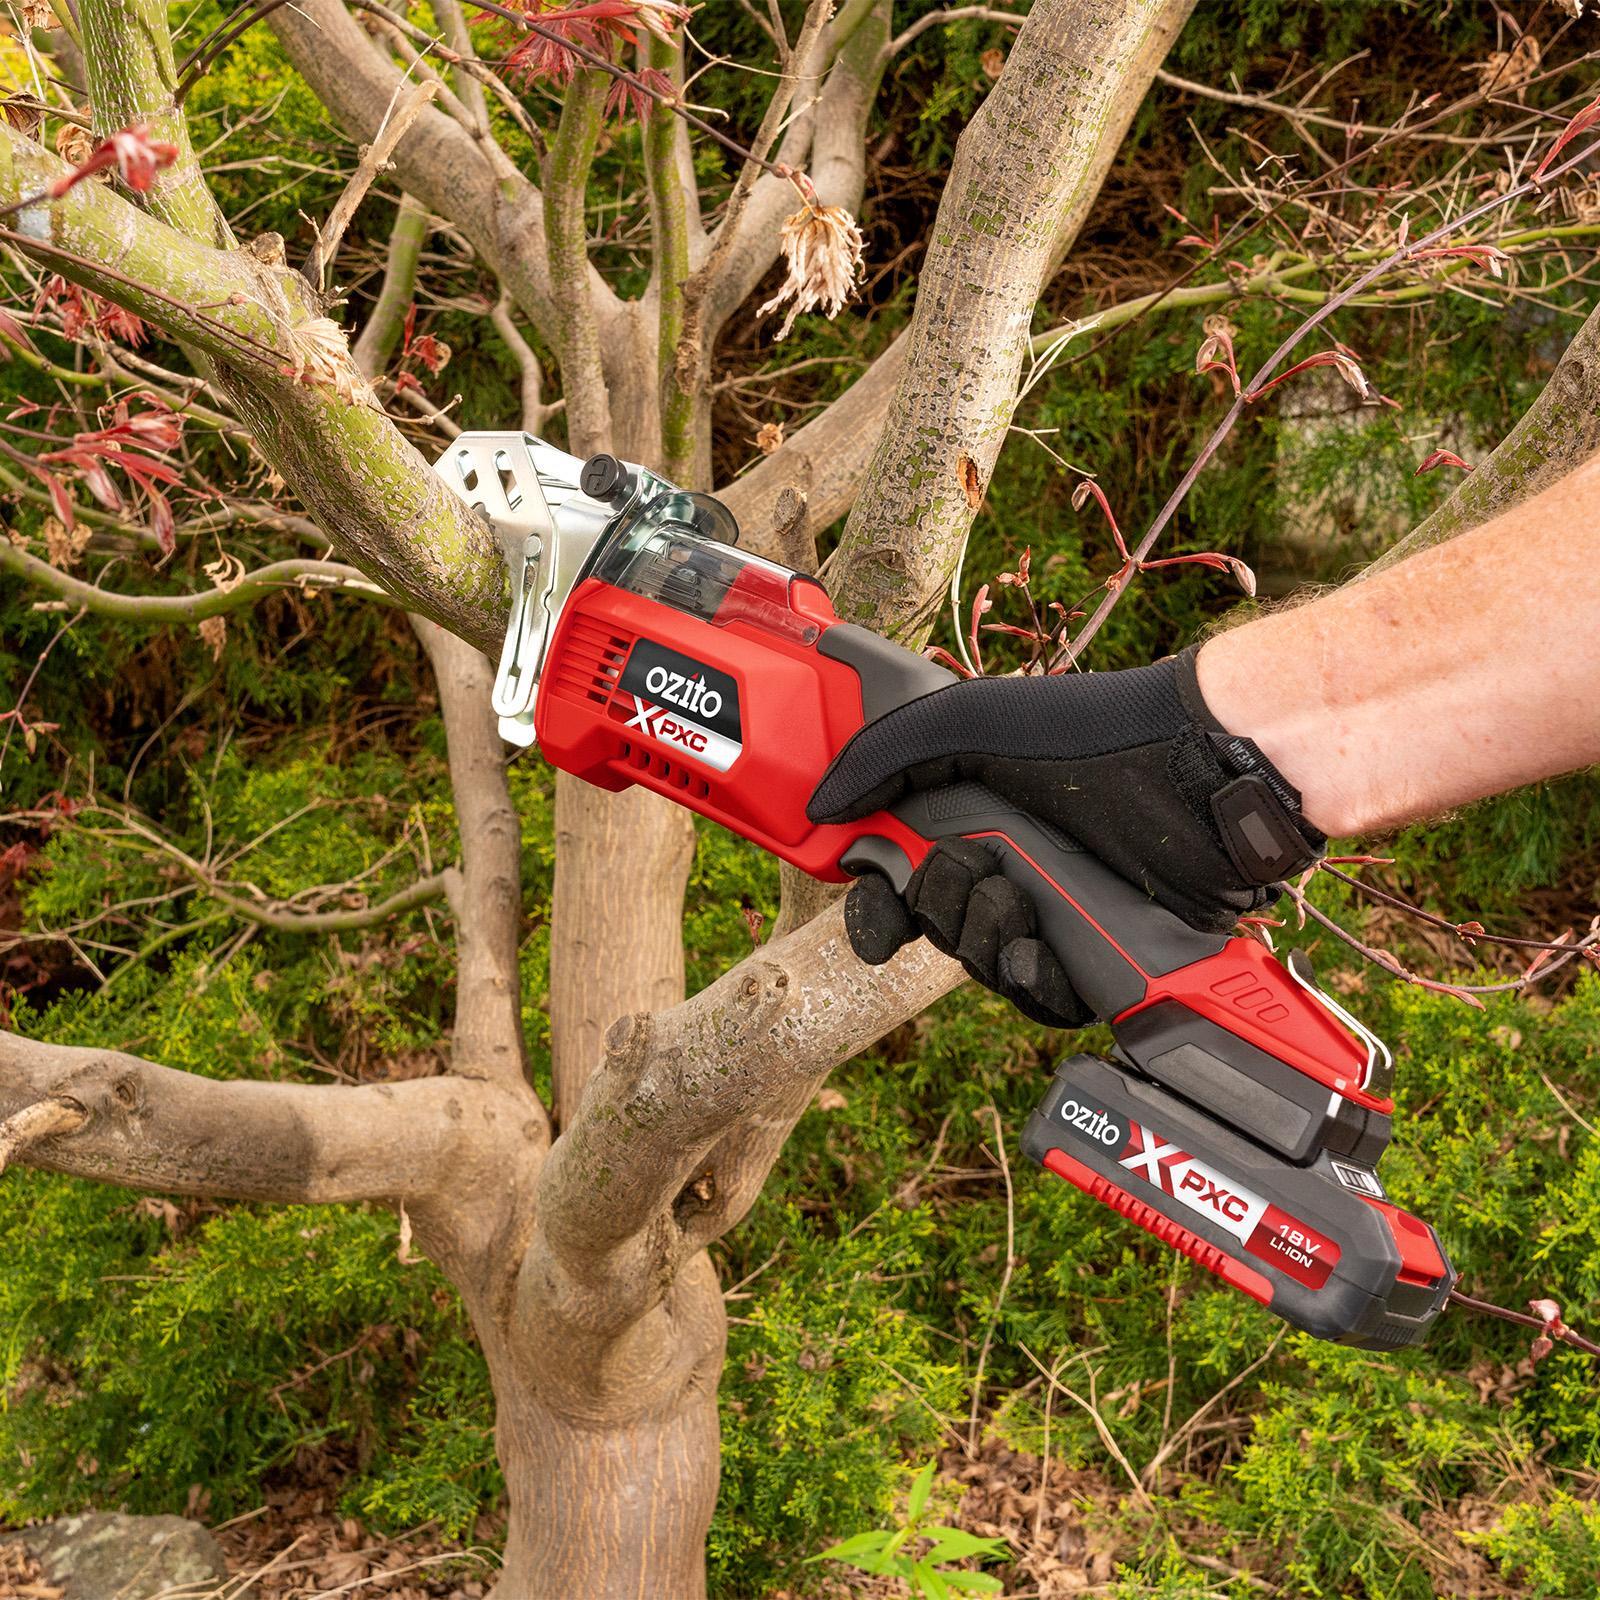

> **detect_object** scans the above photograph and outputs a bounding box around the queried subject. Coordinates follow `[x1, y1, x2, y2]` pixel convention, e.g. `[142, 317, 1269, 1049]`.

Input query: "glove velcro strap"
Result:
[1211, 773, 1320, 884]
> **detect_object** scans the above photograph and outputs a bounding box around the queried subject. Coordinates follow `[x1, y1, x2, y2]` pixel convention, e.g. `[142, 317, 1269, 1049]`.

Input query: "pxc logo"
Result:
[1175, 1167, 1251, 1223]
[616, 639, 742, 773]
[1118, 1124, 1263, 1230]
[626, 697, 710, 756]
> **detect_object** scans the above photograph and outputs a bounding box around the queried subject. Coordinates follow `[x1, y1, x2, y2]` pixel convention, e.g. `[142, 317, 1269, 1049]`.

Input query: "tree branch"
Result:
[881, 6, 1024, 66]
[201, 869, 455, 932]
[353, 192, 431, 378]
[0, 122, 506, 652]
[269, 0, 575, 343]
[1366, 299, 1600, 576]
[683, 0, 837, 351]
[304, 78, 439, 292]
[826, 0, 1197, 644]
[490, 294, 550, 434]
[698, 3, 885, 342]
[412, 618, 539, 1110]
[646, 32, 696, 484]
[80, 0, 233, 247]
[0, 1095, 86, 1175]
[0, 544, 391, 621]
[0, 1031, 528, 1204]
[527, 905, 962, 1332]
[543, 65, 613, 456]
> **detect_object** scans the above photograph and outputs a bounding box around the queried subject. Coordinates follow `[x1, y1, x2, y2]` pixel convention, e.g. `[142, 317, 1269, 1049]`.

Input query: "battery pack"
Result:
[1021, 1055, 1454, 1349]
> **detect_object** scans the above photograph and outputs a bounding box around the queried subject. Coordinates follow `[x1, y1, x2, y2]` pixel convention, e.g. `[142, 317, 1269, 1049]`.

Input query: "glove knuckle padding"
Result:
[905, 839, 993, 954]
[955, 874, 1035, 985]
[999, 937, 1088, 1030]
[843, 873, 918, 965]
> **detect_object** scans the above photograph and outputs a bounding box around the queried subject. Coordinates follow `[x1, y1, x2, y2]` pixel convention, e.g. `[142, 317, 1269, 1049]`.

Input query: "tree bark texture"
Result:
[827, 0, 1196, 645]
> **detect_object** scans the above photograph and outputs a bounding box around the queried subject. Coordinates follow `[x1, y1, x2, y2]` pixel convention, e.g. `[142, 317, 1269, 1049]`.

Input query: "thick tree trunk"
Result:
[485, 1255, 727, 1600]
[549, 778, 696, 1123]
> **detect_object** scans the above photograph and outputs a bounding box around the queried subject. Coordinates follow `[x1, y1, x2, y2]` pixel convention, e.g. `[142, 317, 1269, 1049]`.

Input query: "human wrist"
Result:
[1192, 630, 1362, 838]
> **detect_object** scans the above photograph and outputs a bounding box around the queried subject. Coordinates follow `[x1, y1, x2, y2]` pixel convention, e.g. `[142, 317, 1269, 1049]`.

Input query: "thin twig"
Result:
[303, 79, 439, 290]
[1062, 130, 1600, 664]
[1018, 1342, 1157, 1515]
[966, 1104, 1016, 1456]
[462, 0, 809, 195]
[1449, 1289, 1600, 1360]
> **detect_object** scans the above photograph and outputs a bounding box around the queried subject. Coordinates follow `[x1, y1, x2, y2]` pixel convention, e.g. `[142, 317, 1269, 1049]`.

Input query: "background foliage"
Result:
[3, 2, 1599, 1595]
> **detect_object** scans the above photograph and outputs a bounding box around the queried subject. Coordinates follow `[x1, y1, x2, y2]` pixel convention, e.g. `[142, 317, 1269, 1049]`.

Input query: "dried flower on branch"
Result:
[758, 200, 865, 340]
[1195, 314, 1241, 397]
[283, 317, 373, 408]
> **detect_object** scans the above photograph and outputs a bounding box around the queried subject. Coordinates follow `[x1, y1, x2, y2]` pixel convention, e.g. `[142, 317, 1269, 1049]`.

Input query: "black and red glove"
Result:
[806, 646, 1325, 1027]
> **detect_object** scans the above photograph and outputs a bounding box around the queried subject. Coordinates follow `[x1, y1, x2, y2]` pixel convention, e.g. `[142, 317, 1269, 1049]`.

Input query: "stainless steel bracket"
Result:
[435, 433, 616, 747]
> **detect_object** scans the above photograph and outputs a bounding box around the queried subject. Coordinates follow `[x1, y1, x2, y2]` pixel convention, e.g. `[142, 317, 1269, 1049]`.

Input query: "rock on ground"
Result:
[18, 1512, 229, 1600]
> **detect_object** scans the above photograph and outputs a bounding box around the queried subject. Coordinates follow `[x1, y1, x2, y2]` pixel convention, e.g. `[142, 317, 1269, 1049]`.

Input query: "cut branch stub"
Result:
[0, 1096, 87, 1174]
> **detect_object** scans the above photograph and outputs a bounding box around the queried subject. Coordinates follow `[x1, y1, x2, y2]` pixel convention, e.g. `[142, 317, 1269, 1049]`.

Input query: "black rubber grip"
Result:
[884, 783, 1229, 1021]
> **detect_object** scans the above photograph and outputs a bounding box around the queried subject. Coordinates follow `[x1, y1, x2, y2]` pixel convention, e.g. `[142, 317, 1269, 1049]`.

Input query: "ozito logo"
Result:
[644, 663, 723, 720]
[616, 638, 742, 772]
[1058, 1097, 1123, 1149]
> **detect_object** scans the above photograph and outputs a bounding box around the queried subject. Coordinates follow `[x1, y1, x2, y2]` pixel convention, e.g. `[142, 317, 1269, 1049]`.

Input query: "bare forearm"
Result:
[1197, 453, 1600, 837]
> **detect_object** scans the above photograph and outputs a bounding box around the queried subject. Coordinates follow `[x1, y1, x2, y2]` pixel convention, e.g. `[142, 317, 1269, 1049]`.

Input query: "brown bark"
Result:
[828, 0, 1198, 644]
[486, 1254, 725, 1600]
[414, 620, 534, 1098]
[0, 1034, 531, 1205]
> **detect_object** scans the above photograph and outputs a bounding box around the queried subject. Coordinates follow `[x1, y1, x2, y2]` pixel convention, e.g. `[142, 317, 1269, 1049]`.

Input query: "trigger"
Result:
[840, 835, 915, 894]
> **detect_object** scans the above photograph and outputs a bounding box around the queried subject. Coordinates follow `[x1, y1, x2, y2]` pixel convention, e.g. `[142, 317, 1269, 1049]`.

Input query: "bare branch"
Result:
[203, 869, 456, 933]
[1154, 66, 1545, 148]
[1366, 299, 1600, 576]
[0, 1031, 531, 1204]
[353, 193, 431, 379]
[269, 0, 570, 341]
[490, 294, 549, 434]
[698, 4, 886, 340]
[528, 905, 962, 1331]
[413, 618, 538, 1106]
[304, 78, 439, 291]
[828, 0, 1197, 643]
[0, 543, 392, 621]
[0, 1095, 87, 1175]
[881, 6, 1025, 66]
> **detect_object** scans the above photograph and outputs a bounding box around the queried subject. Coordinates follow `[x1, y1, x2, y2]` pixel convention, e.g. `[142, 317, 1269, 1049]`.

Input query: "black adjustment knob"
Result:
[580, 453, 635, 507]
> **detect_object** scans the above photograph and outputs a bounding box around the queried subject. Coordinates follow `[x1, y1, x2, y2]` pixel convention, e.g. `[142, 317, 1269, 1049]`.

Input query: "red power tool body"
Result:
[440, 433, 1456, 1352]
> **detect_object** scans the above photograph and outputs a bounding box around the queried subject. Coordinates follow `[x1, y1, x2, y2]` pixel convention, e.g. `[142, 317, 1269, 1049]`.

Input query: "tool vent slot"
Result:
[547, 619, 631, 707]
[618, 740, 711, 800]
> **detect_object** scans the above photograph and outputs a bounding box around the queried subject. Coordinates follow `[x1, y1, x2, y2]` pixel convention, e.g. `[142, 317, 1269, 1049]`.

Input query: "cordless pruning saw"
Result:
[439, 432, 1457, 1351]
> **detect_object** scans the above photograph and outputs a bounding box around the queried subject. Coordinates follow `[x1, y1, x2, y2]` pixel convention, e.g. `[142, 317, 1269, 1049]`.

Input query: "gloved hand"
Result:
[806, 646, 1325, 1027]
